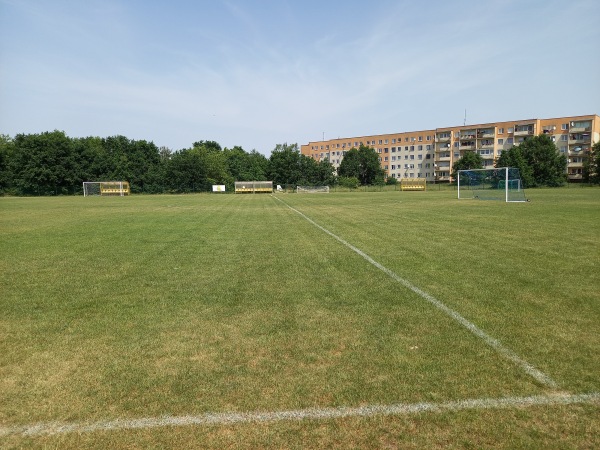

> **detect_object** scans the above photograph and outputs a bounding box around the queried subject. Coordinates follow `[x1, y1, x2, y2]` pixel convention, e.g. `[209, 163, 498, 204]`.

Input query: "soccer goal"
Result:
[296, 185, 330, 193]
[83, 181, 130, 197]
[457, 167, 527, 202]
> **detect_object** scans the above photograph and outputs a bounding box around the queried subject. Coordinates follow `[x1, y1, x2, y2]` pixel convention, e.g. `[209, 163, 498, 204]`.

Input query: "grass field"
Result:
[1, 188, 599, 448]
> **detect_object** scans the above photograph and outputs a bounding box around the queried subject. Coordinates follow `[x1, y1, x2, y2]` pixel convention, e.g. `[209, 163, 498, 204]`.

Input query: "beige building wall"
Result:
[300, 114, 600, 182]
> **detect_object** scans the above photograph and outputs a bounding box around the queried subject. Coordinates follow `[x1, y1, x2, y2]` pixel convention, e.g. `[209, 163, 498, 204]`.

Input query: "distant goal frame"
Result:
[296, 185, 330, 194]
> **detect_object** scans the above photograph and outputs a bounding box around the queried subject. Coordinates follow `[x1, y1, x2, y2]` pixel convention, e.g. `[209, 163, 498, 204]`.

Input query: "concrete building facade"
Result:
[300, 114, 600, 182]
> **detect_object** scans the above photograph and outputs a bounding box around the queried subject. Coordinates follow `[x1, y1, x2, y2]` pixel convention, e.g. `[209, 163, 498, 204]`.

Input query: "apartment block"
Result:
[300, 114, 600, 182]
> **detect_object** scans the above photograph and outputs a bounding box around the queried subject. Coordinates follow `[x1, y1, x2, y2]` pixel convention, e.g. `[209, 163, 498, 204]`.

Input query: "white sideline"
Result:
[273, 196, 558, 388]
[2, 393, 598, 437]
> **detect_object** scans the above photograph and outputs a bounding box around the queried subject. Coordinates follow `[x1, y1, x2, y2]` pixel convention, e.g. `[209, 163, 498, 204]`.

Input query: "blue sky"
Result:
[1, 0, 599, 155]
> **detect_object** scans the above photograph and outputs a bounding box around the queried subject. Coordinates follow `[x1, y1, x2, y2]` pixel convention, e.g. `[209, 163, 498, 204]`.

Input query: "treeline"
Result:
[0, 131, 338, 195]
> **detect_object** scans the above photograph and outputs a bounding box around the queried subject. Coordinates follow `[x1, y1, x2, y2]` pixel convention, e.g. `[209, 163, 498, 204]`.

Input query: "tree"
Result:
[267, 143, 335, 187]
[515, 134, 566, 187]
[267, 143, 302, 186]
[495, 146, 534, 188]
[100, 136, 163, 193]
[337, 148, 361, 180]
[314, 159, 336, 186]
[224, 146, 268, 182]
[9, 130, 78, 195]
[452, 150, 484, 179]
[166, 142, 232, 192]
[337, 144, 384, 185]
[583, 141, 600, 184]
[165, 148, 207, 192]
[0, 134, 13, 193]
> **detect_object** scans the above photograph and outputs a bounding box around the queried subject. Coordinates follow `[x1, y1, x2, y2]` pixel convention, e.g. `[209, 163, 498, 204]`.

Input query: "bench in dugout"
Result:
[400, 179, 426, 191]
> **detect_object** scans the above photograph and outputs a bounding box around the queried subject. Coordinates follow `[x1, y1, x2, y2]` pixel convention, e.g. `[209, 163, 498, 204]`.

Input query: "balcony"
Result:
[514, 129, 534, 136]
[569, 134, 591, 145]
[570, 122, 591, 133]
[477, 129, 495, 138]
[436, 135, 451, 142]
[459, 142, 476, 150]
[570, 126, 591, 133]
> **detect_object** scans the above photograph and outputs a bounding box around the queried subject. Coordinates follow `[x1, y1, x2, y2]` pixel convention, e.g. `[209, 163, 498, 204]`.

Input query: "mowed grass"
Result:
[0, 188, 598, 448]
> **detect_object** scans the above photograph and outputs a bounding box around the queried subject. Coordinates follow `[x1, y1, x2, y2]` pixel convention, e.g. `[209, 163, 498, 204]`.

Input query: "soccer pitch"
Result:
[1, 189, 599, 448]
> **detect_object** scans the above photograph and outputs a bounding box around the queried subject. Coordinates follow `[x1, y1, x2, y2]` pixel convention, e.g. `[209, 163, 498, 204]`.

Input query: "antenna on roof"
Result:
[464, 109, 467, 126]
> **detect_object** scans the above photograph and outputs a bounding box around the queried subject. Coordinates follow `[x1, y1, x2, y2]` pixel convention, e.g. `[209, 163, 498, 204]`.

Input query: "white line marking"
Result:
[273, 196, 558, 388]
[2, 393, 597, 437]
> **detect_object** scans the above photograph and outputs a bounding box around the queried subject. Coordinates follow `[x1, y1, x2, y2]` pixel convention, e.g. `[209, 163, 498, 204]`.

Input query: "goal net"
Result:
[457, 168, 527, 202]
[296, 185, 330, 193]
[83, 181, 130, 197]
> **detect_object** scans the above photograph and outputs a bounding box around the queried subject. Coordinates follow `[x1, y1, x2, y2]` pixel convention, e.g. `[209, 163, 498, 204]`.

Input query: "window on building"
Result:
[498, 138, 504, 145]
[507, 138, 513, 145]
[561, 135, 568, 141]
[508, 127, 514, 134]
[562, 123, 569, 130]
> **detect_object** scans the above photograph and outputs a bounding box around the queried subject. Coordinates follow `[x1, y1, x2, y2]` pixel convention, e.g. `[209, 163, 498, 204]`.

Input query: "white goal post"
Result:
[457, 167, 527, 202]
[83, 181, 130, 197]
[296, 185, 330, 193]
